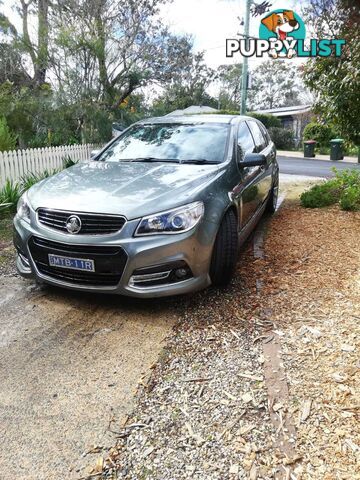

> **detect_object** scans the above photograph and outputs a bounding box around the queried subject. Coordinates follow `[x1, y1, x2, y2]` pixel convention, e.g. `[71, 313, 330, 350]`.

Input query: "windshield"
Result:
[96, 123, 230, 164]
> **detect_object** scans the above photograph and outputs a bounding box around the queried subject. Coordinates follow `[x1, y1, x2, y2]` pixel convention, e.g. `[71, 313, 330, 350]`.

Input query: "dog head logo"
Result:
[259, 9, 305, 58]
[261, 10, 299, 40]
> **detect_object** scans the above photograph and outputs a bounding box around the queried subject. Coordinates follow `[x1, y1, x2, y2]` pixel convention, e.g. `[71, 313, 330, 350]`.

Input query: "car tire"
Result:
[265, 173, 279, 214]
[210, 209, 238, 286]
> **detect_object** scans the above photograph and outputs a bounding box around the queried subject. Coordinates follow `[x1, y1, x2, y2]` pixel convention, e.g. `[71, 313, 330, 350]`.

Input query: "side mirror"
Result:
[240, 153, 266, 168]
[90, 149, 100, 159]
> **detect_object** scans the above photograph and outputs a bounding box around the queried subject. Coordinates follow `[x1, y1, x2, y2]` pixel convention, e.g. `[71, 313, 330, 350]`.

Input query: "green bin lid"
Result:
[330, 138, 344, 143]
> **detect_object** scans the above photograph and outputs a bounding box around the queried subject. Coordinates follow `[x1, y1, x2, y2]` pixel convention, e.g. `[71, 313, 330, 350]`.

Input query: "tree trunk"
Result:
[93, 1, 112, 104]
[34, 0, 49, 86]
[20, 0, 36, 67]
[20, 0, 49, 87]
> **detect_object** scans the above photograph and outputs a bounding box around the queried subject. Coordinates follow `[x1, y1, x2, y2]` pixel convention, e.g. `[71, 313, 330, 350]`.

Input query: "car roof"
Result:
[138, 114, 253, 125]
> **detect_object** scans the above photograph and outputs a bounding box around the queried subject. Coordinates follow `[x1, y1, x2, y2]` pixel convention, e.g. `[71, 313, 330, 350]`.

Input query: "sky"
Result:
[159, 0, 305, 97]
[160, 0, 301, 68]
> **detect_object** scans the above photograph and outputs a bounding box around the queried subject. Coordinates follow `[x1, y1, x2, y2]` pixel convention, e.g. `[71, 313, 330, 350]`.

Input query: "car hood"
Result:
[28, 161, 223, 219]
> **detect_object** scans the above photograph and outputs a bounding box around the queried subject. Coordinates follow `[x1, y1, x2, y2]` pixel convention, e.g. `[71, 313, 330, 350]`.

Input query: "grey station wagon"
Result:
[13, 115, 279, 297]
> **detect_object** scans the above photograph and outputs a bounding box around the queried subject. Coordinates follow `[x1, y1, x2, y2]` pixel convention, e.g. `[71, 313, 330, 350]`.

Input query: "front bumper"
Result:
[13, 213, 217, 298]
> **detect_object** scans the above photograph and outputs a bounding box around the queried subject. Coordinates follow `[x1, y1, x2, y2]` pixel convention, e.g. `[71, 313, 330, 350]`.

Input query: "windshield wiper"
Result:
[180, 159, 217, 164]
[124, 157, 217, 164]
[129, 157, 180, 163]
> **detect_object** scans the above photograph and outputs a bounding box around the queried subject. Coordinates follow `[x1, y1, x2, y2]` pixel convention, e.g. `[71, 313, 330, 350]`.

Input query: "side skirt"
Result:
[238, 201, 267, 248]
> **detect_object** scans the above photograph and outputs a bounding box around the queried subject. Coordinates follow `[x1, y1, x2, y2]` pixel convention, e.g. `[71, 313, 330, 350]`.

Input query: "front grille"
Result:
[37, 208, 126, 235]
[28, 236, 127, 287]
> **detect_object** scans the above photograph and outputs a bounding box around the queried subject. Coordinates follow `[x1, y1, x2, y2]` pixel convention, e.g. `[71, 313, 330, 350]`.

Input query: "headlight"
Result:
[17, 193, 31, 223]
[135, 201, 204, 236]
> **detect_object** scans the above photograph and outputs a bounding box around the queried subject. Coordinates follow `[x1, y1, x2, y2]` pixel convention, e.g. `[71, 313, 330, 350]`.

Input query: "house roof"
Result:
[140, 114, 241, 125]
[254, 105, 312, 117]
[165, 105, 219, 116]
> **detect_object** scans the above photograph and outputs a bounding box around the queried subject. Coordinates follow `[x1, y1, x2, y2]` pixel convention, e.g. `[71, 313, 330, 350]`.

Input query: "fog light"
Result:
[18, 251, 30, 268]
[129, 270, 171, 287]
[130, 261, 193, 288]
[175, 268, 188, 279]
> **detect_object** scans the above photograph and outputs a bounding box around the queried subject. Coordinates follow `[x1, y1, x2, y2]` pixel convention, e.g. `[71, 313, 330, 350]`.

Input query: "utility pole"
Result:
[240, 0, 251, 115]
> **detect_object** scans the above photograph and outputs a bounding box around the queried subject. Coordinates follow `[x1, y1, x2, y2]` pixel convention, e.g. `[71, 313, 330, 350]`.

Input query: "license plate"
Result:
[48, 254, 95, 272]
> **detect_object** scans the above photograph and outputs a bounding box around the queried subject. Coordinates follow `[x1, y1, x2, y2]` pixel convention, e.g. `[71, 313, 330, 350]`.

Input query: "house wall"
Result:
[278, 112, 313, 147]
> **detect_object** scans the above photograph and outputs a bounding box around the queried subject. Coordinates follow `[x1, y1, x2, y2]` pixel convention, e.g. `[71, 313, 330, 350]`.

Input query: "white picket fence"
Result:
[0, 144, 99, 187]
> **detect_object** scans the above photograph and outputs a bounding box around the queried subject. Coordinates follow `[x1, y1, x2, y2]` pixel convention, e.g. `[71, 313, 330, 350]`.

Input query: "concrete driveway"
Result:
[0, 277, 176, 479]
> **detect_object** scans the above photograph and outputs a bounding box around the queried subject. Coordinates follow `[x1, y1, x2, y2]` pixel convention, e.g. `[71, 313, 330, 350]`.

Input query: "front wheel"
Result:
[210, 210, 238, 286]
[265, 173, 279, 214]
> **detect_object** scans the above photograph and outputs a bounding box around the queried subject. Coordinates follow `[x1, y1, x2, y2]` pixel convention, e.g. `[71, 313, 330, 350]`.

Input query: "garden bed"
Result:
[0, 215, 16, 276]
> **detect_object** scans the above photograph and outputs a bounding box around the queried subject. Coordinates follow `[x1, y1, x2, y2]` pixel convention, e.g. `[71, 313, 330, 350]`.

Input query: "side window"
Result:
[259, 123, 270, 146]
[237, 121, 256, 160]
[247, 121, 267, 152]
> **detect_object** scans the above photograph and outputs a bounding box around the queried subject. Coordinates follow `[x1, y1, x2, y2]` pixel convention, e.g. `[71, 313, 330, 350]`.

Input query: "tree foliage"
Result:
[151, 52, 217, 115]
[217, 64, 242, 111]
[248, 60, 309, 110]
[0, 0, 202, 147]
[0, 116, 17, 151]
[303, 122, 337, 149]
[268, 127, 295, 150]
[247, 113, 281, 129]
[302, 0, 360, 145]
[51, 0, 195, 110]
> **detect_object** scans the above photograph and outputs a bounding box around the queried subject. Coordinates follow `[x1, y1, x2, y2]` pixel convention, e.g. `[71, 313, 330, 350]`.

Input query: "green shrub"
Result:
[0, 179, 22, 214]
[303, 122, 337, 152]
[300, 180, 340, 208]
[21, 172, 42, 191]
[344, 143, 359, 157]
[62, 155, 78, 169]
[20, 173, 40, 192]
[336, 168, 360, 211]
[0, 170, 58, 214]
[340, 185, 360, 211]
[334, 167, 360, 187]
[268, 127, 295, 150]
[248, 112, 281, 129]
[0, 202, 11, 212]
[20, 169, 56, 191]
[0, 117, 17, 152]
[300, 168, 360, 210]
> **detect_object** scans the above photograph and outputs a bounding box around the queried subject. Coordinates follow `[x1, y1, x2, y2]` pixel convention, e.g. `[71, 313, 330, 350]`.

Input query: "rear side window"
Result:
[258, 123, 270, 146]
[247, 121, 267, 152]
[237, 122, 256, 159]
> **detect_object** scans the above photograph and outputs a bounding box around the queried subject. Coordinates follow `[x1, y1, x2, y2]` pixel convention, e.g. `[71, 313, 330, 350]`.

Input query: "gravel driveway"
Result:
[0, 278, 176, 479]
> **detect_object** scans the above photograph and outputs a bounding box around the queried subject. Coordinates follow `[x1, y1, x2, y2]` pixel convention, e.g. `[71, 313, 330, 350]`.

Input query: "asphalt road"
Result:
[278, 156, 360, 177]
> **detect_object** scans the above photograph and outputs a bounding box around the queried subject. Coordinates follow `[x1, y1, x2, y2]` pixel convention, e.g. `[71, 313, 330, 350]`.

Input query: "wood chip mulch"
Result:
[257, 203, 360, 479]
[88, 199, 359, 480]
